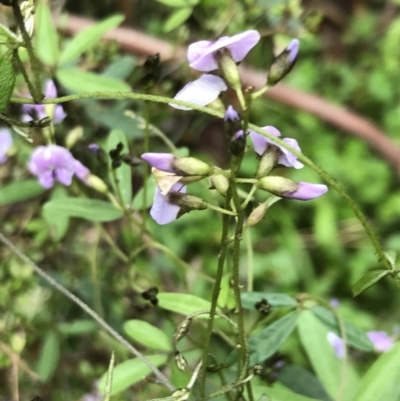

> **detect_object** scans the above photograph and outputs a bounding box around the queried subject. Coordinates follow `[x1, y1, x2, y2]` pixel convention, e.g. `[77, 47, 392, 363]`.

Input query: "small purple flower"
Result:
[187, 30, 261, 72]
[171, 74, 227, 110]
[329, 298, 340, 308]
[224, 105, 240, 122]
[283, 182, 328, 200]
[88, 143, 100, 155]
[141, 152, 175, 172]
[22, 80, 66, 124]
[150, 183, 187, 225]
[28, 145, 89, 188]
[327, 332, 345, 359]
[0, 129, 12, 164]
[367, 331, 393, 352]
[287, 39, 299, 64]
[249, 126, 304, 169]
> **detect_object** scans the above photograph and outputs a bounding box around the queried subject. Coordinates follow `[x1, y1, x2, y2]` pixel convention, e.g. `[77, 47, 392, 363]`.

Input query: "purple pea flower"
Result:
[150, 182, 187, 225]
[22, 80, 66, 123]
[287, 39, 300, 64]
[28, 145, 89, 189]
[141, 152, 176, 173]
[0, 129, 12, 164]
[187, 30, 261, 72]
[249, 126, 304, 169]
[367, 331, 394, 352]
[88, 143, 100, 155]
[283, 182, 328, 200]
[327, 332, 345, 359]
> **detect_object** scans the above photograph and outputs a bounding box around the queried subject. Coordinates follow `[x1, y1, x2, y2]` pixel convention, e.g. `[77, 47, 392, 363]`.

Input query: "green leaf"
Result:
[106, 129, 132, 207]
[297, 310, 359, 401]
[104, 352, 115, 401]
[0, 52, 15, 112]
[131, 178, 157, 210]
[57, 68, 131, 93]
[34, 1, 59, 65]
[163, 8, 192, 32]
[252, 385, 324, 401]
[43, 197, 123, 222]
[59, 14, 124, 65]
[124, 319, 172, 351]
[103, 55, 136, 80]
[311, 306, 373, 352]
[353, 343, 400, 401]
[218, 273, 235, 309]
[98, 355, 168, 395]
[35, 331, 60, 381]
[352, 269, 392, 296]
[58, 319, 98, 336]
[248, 311, 299, 365]
[157, 292, 212, 316]
[241, 292, 297, 311]
[155, 0, 196, 7]
[0, 179, 45, 205]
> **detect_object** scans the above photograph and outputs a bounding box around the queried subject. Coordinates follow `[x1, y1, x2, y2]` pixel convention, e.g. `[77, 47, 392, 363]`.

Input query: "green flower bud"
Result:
[87, 174, 109, 194]
[255, 146, 280, 178]
[216, 48, 242, 91]
[256, 176, 297, 196]
[173, 157, 212, 176]
[246, 201, 269, 227]
[65, 126, 83, 149]
[210, 173, 230, 196]
[168, 192, 208, 211]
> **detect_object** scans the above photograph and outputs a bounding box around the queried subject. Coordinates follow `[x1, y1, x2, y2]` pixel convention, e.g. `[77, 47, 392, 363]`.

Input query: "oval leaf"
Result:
[43, 197, 123, 222]
[98, 354, 167, 395]
[163, 8, 192, 32]
[123, 320, 171, 351]
[59, 14, 124, 65]
[248, 311, 299, 365]
[157, 292, 212, 316]
[0, 53, 15, 112]
[241, 292, 297, 311]
[0, 179, 45, 205]
[352, 270, 391, 296]
[35, 331, 60, 382]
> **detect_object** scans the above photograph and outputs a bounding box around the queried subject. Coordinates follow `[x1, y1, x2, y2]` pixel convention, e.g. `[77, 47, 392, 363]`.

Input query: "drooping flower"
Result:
[249, 126, 304, 169]
[367, 331, 394, 352]
[22, 80, 66, 123]
[282, 182, 328, 200]
[0, 129, 13, 164]
[28, 145, 89, 188]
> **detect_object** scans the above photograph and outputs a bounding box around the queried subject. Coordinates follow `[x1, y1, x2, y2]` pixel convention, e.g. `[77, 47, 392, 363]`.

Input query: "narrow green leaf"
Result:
[353, 342, 400, 401]
[98, 355, 167, 395]
[35, 331, 60, 381]
[241, 292, 297, 311]
[43, 197, 123, 222]
[0, 52, 15, 112]
[252, 385, 324, 401]
[57, 68, 131, 94]
[248, 311, 299, 365]
[59, 14, 124, 65]
[297, 310, 359, 401]
[123, 320, 172, 351]
[104, 352, 115, 401]
[352, 269, 391, 296]
[163, 8, 192, 32]
[58, 319, 98, 336]
[35, 1, 59, 65]
[218, 273, 235, 309]
[106, 129, 132, 207]
[311, 306, 373, 352]
[0, 179, 45, 205]
[157, 292, 212, 316]
[131, 178, 157, 210]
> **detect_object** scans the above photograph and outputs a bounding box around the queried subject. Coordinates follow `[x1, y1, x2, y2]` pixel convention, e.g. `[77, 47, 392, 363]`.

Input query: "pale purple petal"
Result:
[327, 332, 345, 359]
[278, 138, 304, 169]
[74, 159, 90, 183]
[367, 331, 393, 352]
[53, 105, 67, 123]
[171, 74, 227, 110]
[283, 182, 328, 200]
[44, 80, 57, 98]
[188, 30, 261, 72]
[88, 144, 100, 154]
[38, 170, 55, 189]
[141, 153, 175, 172]
[224, 105, 240, 122]
[287, 39, 299, 64]
[55, 167, 74, 186]
[150, 183, 187, 225]
[249, 126, 281, 155]
[0, 129, 12, 164]
[330, 298, 340, 308]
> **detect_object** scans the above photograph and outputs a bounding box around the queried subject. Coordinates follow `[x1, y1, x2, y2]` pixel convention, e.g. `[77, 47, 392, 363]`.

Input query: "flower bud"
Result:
[257, 176, 298, 196]
[65, 126, 83, 149]
[168, 192, 208, 211]
[267, 39, 299, 86]
[216, 48, 242, 91]
[247, 201, 269, 227]
[172, 157, 212, 176]
[224, 105, 242, 138]
[210, 173, 229, 196]
[230, 130, 246, 156]
[86, 174, 109, 194]
[255, 146, 280, 178]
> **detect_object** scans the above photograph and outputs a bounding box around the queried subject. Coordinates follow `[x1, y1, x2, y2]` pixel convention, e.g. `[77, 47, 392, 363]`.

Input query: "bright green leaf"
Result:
[132, 178, 157, 210]
[35, 1, 59, 65]
[103, 55, 136, 80]
[157, 292, 212, 316]
[35, 331, 60, 381]
[353, 342, 400, 401]
[124, 319, 171, 351]
[59, 14, 124, 65]
[248, 311, 299, 365]
[241, 292, 297, 311]
[218, 274, 235, 309]
[106, 129, 132, 207]
[98, 355, 167, 395]
[0, 52, 15, 112]
[43, 197, 123, 222]
[0, 179, 45, 205]
[57, 68, 131, 94]
[163, 8, 192, 32]
[352, 270, 391, 296]
[252, 384, 324, 401]
[104, 352, 115, 401]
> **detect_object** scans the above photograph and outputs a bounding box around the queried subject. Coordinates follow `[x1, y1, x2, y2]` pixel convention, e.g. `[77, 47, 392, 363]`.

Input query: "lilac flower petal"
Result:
[367, 331, 393, 352]
[150, 183, 187, 225]
[88, 144, 100, 154]
[287, 39, 300, 64]
[171, 74, 227, 110]
[329, 298, 340, 308]
[278, 138, 304, 169]
[45, 80, 57, 98]
[249, 126, 281, 155]
[0, 129, 13, 164]
[55, 167, 74, 186]
[283, 182, 328, 200]
[188, 30, 261, 72]
[224, 105, 240, 122]
[53, 104, 67, 123]
[141, 153, 175, 172]
[327, 332, 345, 359]
[38, 170, 55, 189]
[74, 159, 90, 183]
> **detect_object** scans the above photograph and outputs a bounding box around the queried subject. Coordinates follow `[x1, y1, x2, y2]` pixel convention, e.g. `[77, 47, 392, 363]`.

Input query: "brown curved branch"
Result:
[58, 15, 400, 175]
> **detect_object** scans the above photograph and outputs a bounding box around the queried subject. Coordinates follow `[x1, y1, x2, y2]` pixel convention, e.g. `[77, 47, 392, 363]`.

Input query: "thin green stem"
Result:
[235, 178, 257, 184]
[241, 185, 257, 209]
[245, 230, 254, 292]
[12, 50, 37, 103]
[89, 226, 104, 317]
[98, 223, 129, 263]
[0, 231, 175, 391]
[251, 85, 270, 99]
[206, 203, 237, 216]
